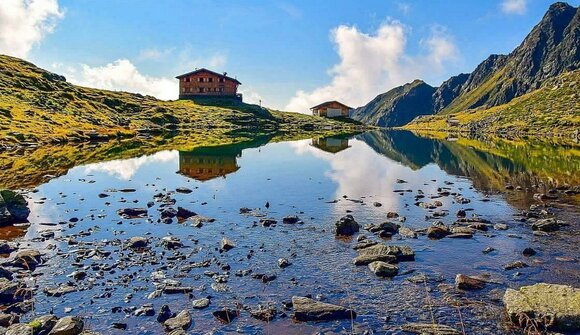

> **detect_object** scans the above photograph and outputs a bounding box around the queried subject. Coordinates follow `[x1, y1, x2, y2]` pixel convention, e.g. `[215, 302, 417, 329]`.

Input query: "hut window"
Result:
[219, 78, 224, 83]
[198, 88, 204, 93]
[198, 77, 204, 82]
[208, 77, 213, 82]
[185, 77, 190, 82]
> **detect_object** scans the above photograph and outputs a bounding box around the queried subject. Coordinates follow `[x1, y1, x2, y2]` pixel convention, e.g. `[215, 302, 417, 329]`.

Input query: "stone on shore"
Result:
[504, 283, 580, 332]
[292, 296, 356, 321]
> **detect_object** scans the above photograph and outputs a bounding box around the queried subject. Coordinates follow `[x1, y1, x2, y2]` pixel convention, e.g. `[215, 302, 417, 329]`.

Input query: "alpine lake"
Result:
[0, 130, 578, 334]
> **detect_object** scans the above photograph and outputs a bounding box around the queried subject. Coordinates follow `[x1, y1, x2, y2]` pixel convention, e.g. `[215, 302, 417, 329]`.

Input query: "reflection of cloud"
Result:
[290, 139, 408, 212]
[84, 150, 178, 180]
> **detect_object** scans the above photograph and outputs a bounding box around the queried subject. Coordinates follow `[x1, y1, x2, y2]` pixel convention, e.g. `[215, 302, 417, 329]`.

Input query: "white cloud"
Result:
[208, 54, 227, 68]
[0, 0, 64, 58]
[137, 47, 174, 61]
[397, 2, 411, 15]
[238, 88, 263, 105]
[66, 59, 178, 100]
[285, 21, 460, 113]
[501, 0, 527, 15]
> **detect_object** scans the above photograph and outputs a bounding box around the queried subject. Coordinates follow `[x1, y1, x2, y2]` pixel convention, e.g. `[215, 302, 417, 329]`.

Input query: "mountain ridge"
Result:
[352, 2, 579, 129]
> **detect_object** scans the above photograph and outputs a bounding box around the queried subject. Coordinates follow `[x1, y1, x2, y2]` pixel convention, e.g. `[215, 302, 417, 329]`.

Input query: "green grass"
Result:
[404, 69, 580, 141]
[0, 54, 356, 145]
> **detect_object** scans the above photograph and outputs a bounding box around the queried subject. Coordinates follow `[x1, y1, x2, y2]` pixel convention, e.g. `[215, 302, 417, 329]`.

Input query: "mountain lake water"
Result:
[1, 130, 579, 334]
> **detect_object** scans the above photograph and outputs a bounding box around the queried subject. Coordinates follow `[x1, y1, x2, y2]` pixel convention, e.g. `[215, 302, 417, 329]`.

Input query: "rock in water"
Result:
[212, 309, 238, 323]
[164, 310, 192, 332]
[220, 237, 235, 251]
[127, 236, 148, 249]
[401, 322, 460, 334]
[504, 283, 580, 332]
[48, 316, 84, 335]
[335, 215, 359, 236]
[292, 296, 356, 321]
[0, 190, 30, 225]
[368, 261, 398, 277]
[455, 274, 486, 290]
[192, 298, 210, 309]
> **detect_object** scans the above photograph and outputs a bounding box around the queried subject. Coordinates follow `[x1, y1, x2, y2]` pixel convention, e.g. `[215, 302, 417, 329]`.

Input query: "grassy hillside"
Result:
[404, 70, 580, 140]
[0, 55, 355, 145]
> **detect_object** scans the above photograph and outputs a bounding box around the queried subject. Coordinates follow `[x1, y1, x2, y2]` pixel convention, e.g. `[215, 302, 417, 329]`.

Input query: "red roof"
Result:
[175, 68, 241, 85]
[310, 100, 353, 110]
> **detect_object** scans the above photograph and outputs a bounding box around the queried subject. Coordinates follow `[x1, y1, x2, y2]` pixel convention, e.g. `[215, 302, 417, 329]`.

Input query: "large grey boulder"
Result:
[292, 296, 356, 321]
[504, 283, 580, 332]
[0, 190, 30, 226]
[353, 244, 415, 265]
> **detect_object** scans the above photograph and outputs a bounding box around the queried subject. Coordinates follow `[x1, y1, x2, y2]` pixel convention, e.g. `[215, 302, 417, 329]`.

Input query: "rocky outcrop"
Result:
[0, 190, 30, 225]
[292, 296, 356, 321]
[335, 215, 359, 236]
[352, 80, 436, 127]
[504, 283, 580, 332]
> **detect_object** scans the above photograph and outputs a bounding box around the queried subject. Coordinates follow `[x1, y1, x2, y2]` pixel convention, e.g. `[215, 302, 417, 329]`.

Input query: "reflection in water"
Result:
[178, 136, 271, 181]
[358, 130, 580, 202]
[310, 135, 350, 154]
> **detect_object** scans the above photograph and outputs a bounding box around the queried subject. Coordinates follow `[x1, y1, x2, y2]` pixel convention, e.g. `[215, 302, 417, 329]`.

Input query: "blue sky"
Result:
[1, 0, 578, 111]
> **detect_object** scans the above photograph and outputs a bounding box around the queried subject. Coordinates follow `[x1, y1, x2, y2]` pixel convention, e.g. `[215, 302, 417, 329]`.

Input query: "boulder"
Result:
[335, 215, 359, 236]
[282, 215, 300, 224]
[427, 225, 450, 239]
[292, 296, 356, 321]
[504, 283, 580, 332]
[117, 208, 148, 218]
[399, 227, 417, 238]
[0, 190, 30, 226]
[161, 236, 183, 249]
[48, 316, 84, 335]
[0, 278, 26, 303]
[164, 310, 192, 332]
[30, 314, 58, 334]
[353, 244, 414, 265]
[368, 261, 398, 277]
[455, 274, 486, 290]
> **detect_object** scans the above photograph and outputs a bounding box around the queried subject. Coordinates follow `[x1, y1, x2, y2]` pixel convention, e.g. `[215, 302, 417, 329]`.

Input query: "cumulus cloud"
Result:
[0, 0, 64, 58]
[137, 47, 174, 61]
[66, 59, 178, 100]
[285, 21, 460, 113]
[501, 0, 527, 15]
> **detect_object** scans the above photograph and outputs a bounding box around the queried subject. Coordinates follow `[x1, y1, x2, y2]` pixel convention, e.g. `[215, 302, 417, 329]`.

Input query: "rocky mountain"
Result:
[354, 2, 579, 126]
[441, 1, 579, 114]
[351, 80, 435, 127]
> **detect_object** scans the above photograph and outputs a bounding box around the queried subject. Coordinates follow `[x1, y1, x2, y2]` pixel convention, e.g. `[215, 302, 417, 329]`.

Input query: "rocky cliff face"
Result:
[351, 80, 435, 127]
[441, 2, 579, 114]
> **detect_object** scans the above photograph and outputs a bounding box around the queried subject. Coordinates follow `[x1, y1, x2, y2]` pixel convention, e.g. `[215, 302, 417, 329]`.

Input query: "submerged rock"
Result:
[0, 189, 30, 226]
[455, 274, 486, 290]
[212, 308, 238, 323]
[292, 296, 356, 321]
[531, 218, 561, 232]
[504, 283, 580, 332]
[401, 322, 460, 334]
[368, 261, 398, 277]
[335, 215, 359, 236]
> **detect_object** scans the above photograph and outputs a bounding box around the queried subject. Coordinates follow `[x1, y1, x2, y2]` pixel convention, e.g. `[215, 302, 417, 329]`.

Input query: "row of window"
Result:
[181, 87, 226, 93]
[184, 77, 225, 83]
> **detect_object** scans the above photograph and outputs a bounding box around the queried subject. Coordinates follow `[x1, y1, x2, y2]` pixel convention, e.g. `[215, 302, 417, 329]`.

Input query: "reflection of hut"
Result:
[178, 137, 271, 181]
[311, 136, 350, 154]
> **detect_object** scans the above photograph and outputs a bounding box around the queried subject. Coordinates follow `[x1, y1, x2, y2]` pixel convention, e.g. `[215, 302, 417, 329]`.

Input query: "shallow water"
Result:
[4, 130, 580, 334]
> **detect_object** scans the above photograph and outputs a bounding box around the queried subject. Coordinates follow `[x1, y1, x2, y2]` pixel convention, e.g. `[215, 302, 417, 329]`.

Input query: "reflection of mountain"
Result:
[358, 130, 580, 195]
[311, 135, 351, 154]
[178, 136, 271, 181]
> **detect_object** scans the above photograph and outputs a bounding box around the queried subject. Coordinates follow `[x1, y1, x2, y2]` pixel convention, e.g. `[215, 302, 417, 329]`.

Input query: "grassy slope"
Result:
[0, 55, 355, 145]
[404, 70, 580, 139]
